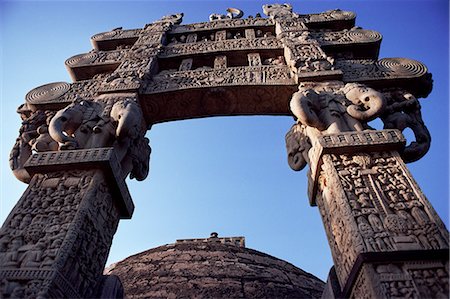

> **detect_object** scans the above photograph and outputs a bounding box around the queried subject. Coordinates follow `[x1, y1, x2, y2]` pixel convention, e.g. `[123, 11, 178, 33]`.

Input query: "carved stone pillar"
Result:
[309, 130, 449, 298]
[286, 80, 449, 298]
[0, 148, 130, 298]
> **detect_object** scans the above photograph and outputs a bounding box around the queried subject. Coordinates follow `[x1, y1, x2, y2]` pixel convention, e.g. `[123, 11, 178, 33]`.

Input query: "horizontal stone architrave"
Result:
[91, 29, 141, 51]
[139, 84, 297, 124]
[170, 18, 274, 34]
[144, 65, 294, 93]
[336, 58, 432, 97]
[312, 29, 382, 46]
[301, 10, 356, 24]
[159, 37, 283, 58]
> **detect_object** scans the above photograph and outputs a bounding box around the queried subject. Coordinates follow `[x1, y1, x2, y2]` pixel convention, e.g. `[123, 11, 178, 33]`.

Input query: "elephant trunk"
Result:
[345, 84, 386, 121]
[48, 112, 78, 149]
[290, 90, 327, 131]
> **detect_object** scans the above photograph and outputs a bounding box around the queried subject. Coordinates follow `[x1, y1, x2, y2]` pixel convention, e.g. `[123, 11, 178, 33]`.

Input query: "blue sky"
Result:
[1, 0, 448, 281]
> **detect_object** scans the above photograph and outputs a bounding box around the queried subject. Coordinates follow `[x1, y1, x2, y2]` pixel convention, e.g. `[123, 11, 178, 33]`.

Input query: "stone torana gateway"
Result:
[1, 3, 448, 298]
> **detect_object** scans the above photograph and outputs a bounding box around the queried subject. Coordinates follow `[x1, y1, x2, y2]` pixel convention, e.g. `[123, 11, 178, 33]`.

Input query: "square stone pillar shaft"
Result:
[308, 130, 449, 298]
[0, 148, 132, 298]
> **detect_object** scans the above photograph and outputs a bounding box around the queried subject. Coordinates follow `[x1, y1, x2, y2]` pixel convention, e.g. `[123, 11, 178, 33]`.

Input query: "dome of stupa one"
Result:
[105, 233, 324, 298]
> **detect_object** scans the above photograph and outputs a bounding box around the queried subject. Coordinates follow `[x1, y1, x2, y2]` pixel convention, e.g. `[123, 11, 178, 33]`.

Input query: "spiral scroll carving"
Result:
[376, 58, 428, 77]
[91, 30, 118, 41]
[65, 52, 98, 67]
[347, 30, 382, 42]
[25, 82, 71, 104]
[330, 10, 356, 20]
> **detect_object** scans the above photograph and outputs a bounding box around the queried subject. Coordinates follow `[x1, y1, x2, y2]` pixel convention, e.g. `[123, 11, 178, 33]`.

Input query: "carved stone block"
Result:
[214, 56, 227, 69]
[245, 29, 256, 39]
[247, 53, 262, 66]
[179, 58, 193, 71]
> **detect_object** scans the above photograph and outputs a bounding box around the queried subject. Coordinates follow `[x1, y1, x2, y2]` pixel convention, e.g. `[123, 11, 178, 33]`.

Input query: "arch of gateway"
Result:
[0, 3, 448, 298]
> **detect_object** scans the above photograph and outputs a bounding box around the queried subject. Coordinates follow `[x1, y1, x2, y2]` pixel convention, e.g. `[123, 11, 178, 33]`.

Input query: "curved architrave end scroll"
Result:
[65, 52, 124, 81]
[91, 29, 140, 51]
[337, 58, 433, 98]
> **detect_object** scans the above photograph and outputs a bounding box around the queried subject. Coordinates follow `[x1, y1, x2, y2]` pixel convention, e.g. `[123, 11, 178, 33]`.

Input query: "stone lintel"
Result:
[24, 148, 134, 218]
[308, 129, 405, 206]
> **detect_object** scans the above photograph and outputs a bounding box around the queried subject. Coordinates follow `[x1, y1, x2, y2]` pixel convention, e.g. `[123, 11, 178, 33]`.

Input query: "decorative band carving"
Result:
[144, 66, 294, 93]
[159, 37, 282, 57]
[337, 58, 428, 81]
[91, 29, 141, 41]
[313, 29, 382, 46]
[65, 50, 127, 67]
[170, 18, 274, 34]
[304, 9, 356, 23]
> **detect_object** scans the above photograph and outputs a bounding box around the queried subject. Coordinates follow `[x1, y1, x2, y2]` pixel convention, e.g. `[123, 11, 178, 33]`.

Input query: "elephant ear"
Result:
[344, 83, 386, 121]
[290, 89, 327, 131]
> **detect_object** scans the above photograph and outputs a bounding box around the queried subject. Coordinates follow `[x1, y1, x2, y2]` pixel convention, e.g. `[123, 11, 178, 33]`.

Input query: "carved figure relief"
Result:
[380, 88, 431, 162]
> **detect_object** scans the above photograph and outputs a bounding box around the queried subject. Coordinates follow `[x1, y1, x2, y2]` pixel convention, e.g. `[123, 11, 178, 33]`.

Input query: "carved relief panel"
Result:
[316, 151, 449, 287]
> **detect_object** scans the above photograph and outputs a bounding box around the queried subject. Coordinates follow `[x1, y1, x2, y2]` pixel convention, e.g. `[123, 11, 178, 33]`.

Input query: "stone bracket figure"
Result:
[381, 89, 431, 162]
[285, 123, 311, 171]
[9, 104, 58, 183]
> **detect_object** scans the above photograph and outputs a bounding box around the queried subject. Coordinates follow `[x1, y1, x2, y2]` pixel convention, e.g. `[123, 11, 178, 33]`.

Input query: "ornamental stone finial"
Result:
[209, 8, 244, 21]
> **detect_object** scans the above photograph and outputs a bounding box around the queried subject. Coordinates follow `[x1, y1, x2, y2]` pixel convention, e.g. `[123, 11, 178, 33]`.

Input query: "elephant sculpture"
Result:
[48, 95, 151, 180]
[343, 83, 386, 122]
[109, 98, 150, 181]
[290, 82, 386, 134]
[48, 99, 104, 150]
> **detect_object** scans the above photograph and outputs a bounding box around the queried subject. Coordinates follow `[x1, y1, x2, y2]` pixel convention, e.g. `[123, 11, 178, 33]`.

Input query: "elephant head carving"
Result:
[48, 99, 103, 150]
[110, 98, 144, 141]
[290, 89, 327, 131]
[109, 98, 150, 181]
[343, 83, 386, 121]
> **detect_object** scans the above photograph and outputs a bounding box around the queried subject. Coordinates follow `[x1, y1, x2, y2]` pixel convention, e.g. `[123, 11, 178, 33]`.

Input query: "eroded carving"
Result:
[285, 123, 311, 171]
[263, 3, 295, 19]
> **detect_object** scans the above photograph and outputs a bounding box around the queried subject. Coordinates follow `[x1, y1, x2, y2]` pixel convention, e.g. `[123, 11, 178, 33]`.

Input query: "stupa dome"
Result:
[105, 233, 324, 298]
